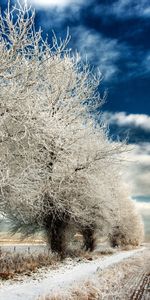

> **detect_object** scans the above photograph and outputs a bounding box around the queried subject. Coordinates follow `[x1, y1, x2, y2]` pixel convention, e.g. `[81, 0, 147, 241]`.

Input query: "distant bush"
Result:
[109, 199, 144, 248]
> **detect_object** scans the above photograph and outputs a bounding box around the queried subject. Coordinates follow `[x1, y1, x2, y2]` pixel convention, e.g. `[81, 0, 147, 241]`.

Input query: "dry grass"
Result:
[64, 244, 115, 259]
[94, 247, 115, 255]
[0, 243, 116, 281]
[0, 250, 60, 280]
[38, 282, 100, 300]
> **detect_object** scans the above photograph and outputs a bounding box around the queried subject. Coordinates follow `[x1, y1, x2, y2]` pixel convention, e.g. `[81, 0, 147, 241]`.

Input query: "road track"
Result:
[130, 272, 150, 300]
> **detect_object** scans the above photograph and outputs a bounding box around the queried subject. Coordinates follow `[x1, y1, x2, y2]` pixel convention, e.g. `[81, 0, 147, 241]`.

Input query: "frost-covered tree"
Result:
[109, 185, 144, 248]
[0, 2, 140, 255]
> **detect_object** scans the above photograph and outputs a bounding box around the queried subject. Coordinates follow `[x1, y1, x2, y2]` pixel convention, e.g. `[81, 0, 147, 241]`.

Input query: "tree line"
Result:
[0, 1, 144, 257]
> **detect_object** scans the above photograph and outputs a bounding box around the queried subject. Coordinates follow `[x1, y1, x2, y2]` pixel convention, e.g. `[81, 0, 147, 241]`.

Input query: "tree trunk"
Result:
[44, 214, 69, 258]
[82, 227, 96, 251]
[51, 219, 68, 258]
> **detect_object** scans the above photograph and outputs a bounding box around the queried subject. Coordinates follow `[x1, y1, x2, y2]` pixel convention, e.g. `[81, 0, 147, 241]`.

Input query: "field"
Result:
[0, 242, 149, 299]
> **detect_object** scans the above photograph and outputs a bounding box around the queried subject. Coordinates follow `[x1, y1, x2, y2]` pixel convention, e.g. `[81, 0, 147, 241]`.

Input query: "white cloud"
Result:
[143, 52, 150, 73]
[74, 27, 124, 80]
[144, 6, 150, 17]
[24, 2, 150, 82]
[72, 28, 150, 82]
[103, 112, 150, 131]
[122, 143, 150, 197]
[134, 201, 150, 216]
[113, 0, 150, 18]
[95, 0, 150, 19]
[28, 0, 82, 7]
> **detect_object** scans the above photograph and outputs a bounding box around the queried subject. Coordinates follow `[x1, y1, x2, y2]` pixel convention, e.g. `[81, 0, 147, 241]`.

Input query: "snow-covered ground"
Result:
[0, 247, 145, 300]
[0, 243, 48, 254]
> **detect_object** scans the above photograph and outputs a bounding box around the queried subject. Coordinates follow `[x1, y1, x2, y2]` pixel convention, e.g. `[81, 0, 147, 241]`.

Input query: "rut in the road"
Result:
[130, 272, 150, 300]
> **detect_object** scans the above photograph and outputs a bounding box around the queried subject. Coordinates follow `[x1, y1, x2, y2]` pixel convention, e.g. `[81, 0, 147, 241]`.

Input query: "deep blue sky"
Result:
[33, 0, 150, 144]
[36, 0, 150, 116]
